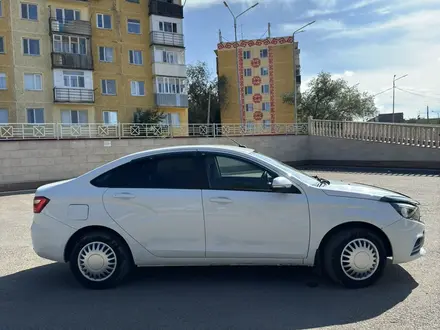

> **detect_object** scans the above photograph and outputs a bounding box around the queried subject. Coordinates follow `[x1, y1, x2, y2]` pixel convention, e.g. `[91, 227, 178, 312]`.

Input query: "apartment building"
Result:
[215, 36, 301, 128]
[0, 0, 188, 127]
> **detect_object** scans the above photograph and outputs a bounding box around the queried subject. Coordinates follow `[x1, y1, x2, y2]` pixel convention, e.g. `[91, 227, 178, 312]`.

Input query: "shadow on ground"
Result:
[0, 263, 418, 330]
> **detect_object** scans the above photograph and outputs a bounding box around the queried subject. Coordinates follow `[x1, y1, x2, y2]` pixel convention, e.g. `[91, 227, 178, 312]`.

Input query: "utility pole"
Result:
[223, 1, 259, 126]
[392, 74, 408, 123]
[292, 20, 315, 123]
[427, 105, 429, 122]
[268, 22, 271, 37]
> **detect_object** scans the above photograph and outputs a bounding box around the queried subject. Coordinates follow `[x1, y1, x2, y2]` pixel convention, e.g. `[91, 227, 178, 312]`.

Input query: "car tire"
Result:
[69, 231, 133, 290]
[323, 228, 387, 289]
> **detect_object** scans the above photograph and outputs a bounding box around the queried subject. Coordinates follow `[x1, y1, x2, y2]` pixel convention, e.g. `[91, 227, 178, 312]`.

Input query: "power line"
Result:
[260, 29, 268, 39]
[398, 87, 440, 98]
[396, 87, 440, 101]
[372, 87, 393, 97]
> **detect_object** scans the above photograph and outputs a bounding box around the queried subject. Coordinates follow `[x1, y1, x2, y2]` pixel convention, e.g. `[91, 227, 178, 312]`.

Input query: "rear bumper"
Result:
[31, 213, 75, 263]
[382, 219, 426, 264]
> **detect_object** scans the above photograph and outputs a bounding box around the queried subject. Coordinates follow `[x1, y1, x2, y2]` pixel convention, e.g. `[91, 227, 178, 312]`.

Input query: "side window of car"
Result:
[91, 153, 208, 189]
[207, 155, 277, 192]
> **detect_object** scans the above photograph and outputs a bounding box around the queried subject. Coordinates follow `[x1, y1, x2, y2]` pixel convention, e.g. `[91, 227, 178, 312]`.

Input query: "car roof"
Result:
[128, 144, 255, 158]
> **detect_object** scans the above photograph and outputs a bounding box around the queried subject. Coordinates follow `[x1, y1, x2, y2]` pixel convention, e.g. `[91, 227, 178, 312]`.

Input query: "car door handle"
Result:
[209, 197, 233, 204]
[113, 193, 136, 199]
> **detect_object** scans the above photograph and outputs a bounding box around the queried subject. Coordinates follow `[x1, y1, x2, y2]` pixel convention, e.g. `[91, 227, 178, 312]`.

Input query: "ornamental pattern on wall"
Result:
[251, 58, 261, 68]
[238, 48, 246, 124]
[217, 36, 294, 50]
[268, 46, 275, 132]
[253, 93, 262, 103]
[252, 76, 261, 86]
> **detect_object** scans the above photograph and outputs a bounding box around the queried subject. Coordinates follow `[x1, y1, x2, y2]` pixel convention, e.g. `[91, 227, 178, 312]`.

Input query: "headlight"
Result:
[391, 203, 421, 222]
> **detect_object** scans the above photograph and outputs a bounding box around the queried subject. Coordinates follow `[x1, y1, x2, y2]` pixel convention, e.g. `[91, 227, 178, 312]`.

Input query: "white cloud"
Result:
[184, 0, 297, 10]
[280, 19, 345, 33]
[304, 0, 382, 17]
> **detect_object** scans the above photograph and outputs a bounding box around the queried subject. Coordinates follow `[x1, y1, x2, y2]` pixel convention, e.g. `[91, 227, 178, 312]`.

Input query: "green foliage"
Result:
[133, 108, 165, 124]
[283, 71, 378, 122]
[187, 61, 229, 124]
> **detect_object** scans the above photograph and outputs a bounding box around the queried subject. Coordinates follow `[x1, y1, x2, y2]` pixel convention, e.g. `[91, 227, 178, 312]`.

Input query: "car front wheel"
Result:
[69, 231, 133, 289]
[323, 228, 387, 289]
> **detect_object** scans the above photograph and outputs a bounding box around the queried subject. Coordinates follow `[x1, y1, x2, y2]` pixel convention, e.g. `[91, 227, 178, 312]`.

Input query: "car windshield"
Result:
[251, 152, 320, 186]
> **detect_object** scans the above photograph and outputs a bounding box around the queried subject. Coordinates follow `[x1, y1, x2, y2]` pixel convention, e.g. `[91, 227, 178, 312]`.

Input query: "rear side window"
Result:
[91, 153, 208, 189]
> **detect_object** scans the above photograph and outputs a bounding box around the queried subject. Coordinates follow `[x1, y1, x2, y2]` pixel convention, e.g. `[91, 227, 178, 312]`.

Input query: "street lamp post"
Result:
[223, 1, 259, 126]
[392, 73, 408, 123]
[292, 21, 315, 123]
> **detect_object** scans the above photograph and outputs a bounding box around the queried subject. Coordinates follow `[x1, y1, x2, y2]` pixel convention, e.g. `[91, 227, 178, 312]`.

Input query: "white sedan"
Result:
[31, 145, 425, 289]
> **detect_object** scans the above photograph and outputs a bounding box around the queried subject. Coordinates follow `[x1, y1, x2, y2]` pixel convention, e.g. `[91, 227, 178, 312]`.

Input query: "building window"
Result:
[63, 71, 85, 88]
[103, 111, 118, 125]
[246, 121, 254, 131]
[55, 8, 80, 22]
[23, 38, 40, 56]
[0, 109, 8, 124]
[160, 49, 179, 64]
[0, 36, 4, 53]
[129, 50, 143, 65]
[243, 50, 251, 59]
[53, 35, 87, 55]
[102, 79, 116, 95]
[244, 68, 252, 77]
[245, 86, 252, 95]
[262, 102, 270, 111]
[159, 21, 177, 33]
[260, 49, 268, 58]
[99, 46, 113, 62]
[96, 14, 112, 29]
[261, 67, 268, 76]
[24, 73, 42, 91]
[61, 110, 88, 124]
[263, 120, 271, 129]
[130, 81, 145, 96]
[127, 19, 141, 34]
[0, 0, 2, 17]
[21, 3, 38, 20]
[162, 113, 180, 127]
[0, 73, 6, 90]
[245, 104, 253, 112]
[126, 0, 140, 3]
[156, 77, 187, 94]
[26, 108, 44, 124]
[261, 84, 269, 94]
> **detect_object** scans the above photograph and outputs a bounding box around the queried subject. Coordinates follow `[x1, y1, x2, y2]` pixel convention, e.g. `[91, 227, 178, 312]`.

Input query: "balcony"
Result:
[150, 31, 184, 48]
[152, 63, 186, 77]
[52, 53, 93, 70]
[296, 75, 301, 85]
[49, 18, 92, 36]
[154, 93, 188, 107]
[149, 0, 183, 19]
[54, 88, 95, 103]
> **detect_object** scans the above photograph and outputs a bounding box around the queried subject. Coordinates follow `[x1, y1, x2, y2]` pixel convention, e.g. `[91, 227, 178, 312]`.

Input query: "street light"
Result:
[392, 73, 408, 123]
[223, 1, 259, 126]
[292, 21, 315, 123]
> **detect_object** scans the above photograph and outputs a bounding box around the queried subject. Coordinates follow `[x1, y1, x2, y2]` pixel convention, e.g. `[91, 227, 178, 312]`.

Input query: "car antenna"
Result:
[222, 129, 247, 148]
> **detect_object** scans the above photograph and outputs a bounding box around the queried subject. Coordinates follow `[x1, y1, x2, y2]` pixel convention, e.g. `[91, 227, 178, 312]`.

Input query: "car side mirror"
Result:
[271, 176, 293, 190]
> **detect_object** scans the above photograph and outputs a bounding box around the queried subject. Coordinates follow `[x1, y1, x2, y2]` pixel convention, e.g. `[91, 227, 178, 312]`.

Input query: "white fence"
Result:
[310, 119, 440, 148]
[0, 123, 309, 140]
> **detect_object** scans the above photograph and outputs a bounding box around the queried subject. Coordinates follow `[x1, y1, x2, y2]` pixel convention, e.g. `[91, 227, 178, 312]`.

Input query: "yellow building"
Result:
[0, 0, 188, 128]
[216, 36, 301, 129]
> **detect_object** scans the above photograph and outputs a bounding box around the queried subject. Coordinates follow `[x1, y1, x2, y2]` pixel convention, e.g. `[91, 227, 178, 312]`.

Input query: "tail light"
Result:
[33, 196, 50, 214]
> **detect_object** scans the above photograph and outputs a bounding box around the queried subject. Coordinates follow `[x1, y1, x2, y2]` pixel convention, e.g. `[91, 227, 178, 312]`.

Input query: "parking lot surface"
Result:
[0, 169, 439, 330]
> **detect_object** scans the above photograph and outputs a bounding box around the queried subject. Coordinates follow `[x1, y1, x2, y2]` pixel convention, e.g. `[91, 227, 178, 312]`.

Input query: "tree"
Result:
[187, 61, 228, 124]
[282, 71, 378, 122]
[133, 108, 165, 124]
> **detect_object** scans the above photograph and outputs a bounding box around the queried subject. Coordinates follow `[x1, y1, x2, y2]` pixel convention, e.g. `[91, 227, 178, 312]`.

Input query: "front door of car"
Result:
[201, 153, 310, 259]
[101, 152, 207, 258]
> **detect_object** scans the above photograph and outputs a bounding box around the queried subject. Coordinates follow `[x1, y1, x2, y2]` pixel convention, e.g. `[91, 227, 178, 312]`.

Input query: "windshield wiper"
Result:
[313, 175, 330, 186]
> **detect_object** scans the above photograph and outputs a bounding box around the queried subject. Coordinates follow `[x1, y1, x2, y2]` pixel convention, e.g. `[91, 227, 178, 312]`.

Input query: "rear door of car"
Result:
[97, 152, 208, 258]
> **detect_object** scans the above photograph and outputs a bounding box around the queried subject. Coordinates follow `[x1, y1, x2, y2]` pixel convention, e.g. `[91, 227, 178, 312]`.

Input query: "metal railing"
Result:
[150, 31, 184, 47]
[49, 18, 92, 36]
[53, 88, 95, 103]
[310, 119, 440, 148]
[0, 123, 309, 140]
[52, 52, 93, 70]
[154, 93, 188, 107]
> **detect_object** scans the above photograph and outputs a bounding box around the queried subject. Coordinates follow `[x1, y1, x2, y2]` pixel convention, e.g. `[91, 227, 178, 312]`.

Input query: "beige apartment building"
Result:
[0, 0, 187, 127]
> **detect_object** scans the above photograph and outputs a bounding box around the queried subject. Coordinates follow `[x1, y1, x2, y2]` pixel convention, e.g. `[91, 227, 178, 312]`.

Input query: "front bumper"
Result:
[382, 218, 426, 264]
[31, 213, 76, 263]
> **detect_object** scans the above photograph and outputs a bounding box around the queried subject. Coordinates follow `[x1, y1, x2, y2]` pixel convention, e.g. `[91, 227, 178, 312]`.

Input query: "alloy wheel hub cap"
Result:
[78, 242, 117, 282]
[340, 238, 379, 281]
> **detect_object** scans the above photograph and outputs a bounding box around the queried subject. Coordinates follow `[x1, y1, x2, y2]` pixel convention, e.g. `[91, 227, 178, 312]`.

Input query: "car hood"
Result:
[320, 180, 419, 204]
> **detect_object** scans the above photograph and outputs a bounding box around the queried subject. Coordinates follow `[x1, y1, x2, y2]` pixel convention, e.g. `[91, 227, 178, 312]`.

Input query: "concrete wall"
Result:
[0, 135, 309, 191]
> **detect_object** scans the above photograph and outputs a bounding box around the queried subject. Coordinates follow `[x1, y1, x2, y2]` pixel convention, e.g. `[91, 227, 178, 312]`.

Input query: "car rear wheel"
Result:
[323, 228, 387, 289]
[69, 231, 133, 289]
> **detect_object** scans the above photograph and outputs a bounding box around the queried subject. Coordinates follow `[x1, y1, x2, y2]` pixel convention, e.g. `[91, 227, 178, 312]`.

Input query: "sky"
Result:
[182, 0, 440, 119]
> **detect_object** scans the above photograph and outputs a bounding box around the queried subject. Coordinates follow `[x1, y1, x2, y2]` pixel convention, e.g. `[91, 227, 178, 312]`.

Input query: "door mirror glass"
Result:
[271, 176, 293, 190]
